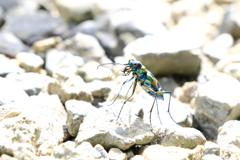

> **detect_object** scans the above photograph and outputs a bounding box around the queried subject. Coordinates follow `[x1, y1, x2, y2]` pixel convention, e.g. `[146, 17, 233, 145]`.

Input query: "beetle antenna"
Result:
[97, 63, 127, 69]
[109, 67, 126, 81]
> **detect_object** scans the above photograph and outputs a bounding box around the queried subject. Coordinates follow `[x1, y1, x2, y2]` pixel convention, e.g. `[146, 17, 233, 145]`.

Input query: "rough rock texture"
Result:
[0, 114, 41, 156]
[194, 74, 240, 140]
[6, 73, 51, 96]
[217, 120, 240, 160]
[56, 32, 106, 62]
[202, 141, 220, 157]
[78, 61, 113, 82]
[65, 100, 97, 137]
[0, 95, 67, 156]
[0, 77, 29, 106]
[124, 32, 204, 76]
[16, 52, 44, 72]
[48, 71, 93, 104]
[173, 81, 200, 104]
[154, 126, 206, 149]
[75, 103, 154, 150]
[141, 144, 204, 160]
[3, 11, 66, 45]
[136, 91, 194, 128]
[0, 32, 26, 57]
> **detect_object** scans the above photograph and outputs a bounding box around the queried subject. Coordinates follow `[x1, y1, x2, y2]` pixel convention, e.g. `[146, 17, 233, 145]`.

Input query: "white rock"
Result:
[108, 148, 127, 160]
[217, 120, 240, 159]
[141, 144, 204, 160]
[87, 80, 114, 97]
[48, 71, 93, 104]
[16, 52, 44, 72]
[65, 100, 97, 137]
[78, 61, 113, 82]
[0, 77, 29, 106]
[124, 32, 204, 76]
[75, 102, 154, 150]
[6, 72, 51, 96]
[154, 126, 206, 149]
[202, 154, 221, 160]
[52, 141, 95, 160]
[195, 74, 240, 139]
[0, 113, 41, 156]
[0, 95, 67, 156]
[202, 141, 220, 157]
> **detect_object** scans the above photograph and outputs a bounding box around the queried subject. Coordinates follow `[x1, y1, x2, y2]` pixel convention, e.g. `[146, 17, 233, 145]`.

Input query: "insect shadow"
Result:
[98, 59, 178, 127]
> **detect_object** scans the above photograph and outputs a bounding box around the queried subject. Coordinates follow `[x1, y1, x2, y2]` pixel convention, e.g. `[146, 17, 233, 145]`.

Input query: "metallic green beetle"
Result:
[98, 59, 177, 127]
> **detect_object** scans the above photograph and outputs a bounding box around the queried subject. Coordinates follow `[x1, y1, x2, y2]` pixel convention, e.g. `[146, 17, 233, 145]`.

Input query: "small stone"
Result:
[141, 144, 204, 160]
[54, 0, 93, 23]
[76, 142, 102, 159]
[0, 113, 41, 156]
[32, 36, 62, 53]
[0, 56, 24, 77]
[65, 100, 97, 137]
[16, 52, 44, 72]
[52, 141, 95, 160]
[202, 154, 222, 160]
[3, 11, 66, 45]
[87, 80, 114, 97]
[130, 155, 144, 160]
[94, 144, 109, 160]
[223, 63, 240, 81]
[202, 141, 220, 157]
[108, 148, 127, 160]
[56, 32, 105, 62]
[6, 72, 51, 96]
[0, 77, 29, 106]
[78, 61, 113, 82]
[48, 71, 93, 104]
[173, 81, 200, 104]
[217, 120, 240, 159]
[1, 154, 17, 160]
[154, 126, 206, 149]
[203, 33, 233, 63]
[0, 32, 26, 58]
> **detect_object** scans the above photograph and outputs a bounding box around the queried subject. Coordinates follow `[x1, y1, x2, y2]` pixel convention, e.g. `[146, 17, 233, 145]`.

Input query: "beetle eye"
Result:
[133, 63, 138, 67]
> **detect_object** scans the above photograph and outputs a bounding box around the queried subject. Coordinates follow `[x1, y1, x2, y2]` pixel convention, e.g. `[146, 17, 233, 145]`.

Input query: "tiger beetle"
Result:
[97, 59, 177, 127]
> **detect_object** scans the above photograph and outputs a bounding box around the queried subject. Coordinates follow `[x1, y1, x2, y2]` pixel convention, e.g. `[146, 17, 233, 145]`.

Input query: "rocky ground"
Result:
[0, 0, 240, 160]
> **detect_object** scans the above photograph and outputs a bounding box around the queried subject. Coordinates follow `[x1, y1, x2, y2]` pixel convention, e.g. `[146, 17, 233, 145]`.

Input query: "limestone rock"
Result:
[0, 77, 28, 106]
[0, 55, 24, 77]
[48, 71, 93, 104]
[141, 144, 204, 160]
[78, 61, 113, 82]
[75, 102, 154, 150]
[16, 52, 44, 72]
[65, 100, 97, 137]
[6, 73, 51, 96]
[56, 32, 105, 62]
[0, 32, 26, 58]
[32, 36, 62, 53]
[124, 33, 203, 76]
[108, 148, 127, 160]
[217, 120, 240, 159]
[202, 141, 220, 157]
[54, 0, 93, 23]
[194, 74, 240, 139]
[0, 95, 67, 156]
[154, 126, 206, 149]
